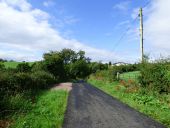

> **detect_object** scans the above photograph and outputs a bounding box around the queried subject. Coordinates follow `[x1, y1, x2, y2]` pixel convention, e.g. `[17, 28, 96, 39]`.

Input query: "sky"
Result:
[0, 0, 170, 63]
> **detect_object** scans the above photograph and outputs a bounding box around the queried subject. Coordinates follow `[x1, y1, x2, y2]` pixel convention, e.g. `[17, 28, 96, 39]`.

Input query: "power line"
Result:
[111, 16, 138, 52]
[109, 0, 151, 61]
[143, 0, 151, 8]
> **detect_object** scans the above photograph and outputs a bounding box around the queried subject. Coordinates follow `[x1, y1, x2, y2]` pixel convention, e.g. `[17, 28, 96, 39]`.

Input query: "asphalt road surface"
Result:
[63, 82, 166, 128]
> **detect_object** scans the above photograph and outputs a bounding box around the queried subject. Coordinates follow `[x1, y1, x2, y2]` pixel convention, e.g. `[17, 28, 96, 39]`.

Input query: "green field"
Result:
[120, 70, 170, 82]
[120, 71, 140, 81]
[3, 62, 34, 68]
[11, 90, 68, 128]
[88, 76, 170, 127]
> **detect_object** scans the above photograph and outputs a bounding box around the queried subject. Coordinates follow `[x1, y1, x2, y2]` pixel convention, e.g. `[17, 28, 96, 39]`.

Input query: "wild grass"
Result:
[10, 90, 68, 128]
[88, 76, 170, 127]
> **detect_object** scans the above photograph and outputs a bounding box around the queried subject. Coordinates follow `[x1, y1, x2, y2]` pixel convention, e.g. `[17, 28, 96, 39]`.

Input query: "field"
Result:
[120, 70, 170, 82]
[88, 75, 170, 127]
[120, 71, 140, 81]
[9, 90, 68, 128]
[3, 62, 34, 68]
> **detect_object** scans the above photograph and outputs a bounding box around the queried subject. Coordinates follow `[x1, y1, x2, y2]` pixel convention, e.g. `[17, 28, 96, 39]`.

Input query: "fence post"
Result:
[117, 72, 120, 80]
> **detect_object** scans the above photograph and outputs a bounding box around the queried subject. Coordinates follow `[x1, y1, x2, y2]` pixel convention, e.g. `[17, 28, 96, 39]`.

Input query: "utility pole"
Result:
[139, 8, 144, 62]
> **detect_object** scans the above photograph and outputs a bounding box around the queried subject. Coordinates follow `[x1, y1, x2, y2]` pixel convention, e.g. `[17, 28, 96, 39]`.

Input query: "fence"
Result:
[119, 71, 140, 82]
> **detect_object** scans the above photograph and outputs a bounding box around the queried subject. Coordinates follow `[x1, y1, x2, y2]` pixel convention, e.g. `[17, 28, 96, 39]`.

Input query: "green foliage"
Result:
[16, 62, 32, 72]
[0, 62, 5, 70]
[70, 59, 91, 79]
[120, 71, 140, 82]
[88, 76, 170, 127]
[14, 72, 33, 90]
[4, 61, 34, 68]
[139, 60, 170, 93]
[60, 48, 77, 64]
[31, 61, 46, 72]
[90, 62, 108, 73]
[43, 52, 65, 79]
[43, 49, 94, 80]
[31, 70, 57, 89]
[112, 64, 139, 73]
[92, 70, 116, 82]
[1, 48, 104, 127]
[11, 90, 68, 128]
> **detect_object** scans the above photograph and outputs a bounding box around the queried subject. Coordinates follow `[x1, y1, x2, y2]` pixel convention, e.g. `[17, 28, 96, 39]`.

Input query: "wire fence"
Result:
[119, 72, 140, 82]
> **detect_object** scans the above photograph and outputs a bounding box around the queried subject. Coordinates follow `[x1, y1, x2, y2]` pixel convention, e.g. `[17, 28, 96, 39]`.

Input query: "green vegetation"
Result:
[139, 59, 170, 93]
[88, 76, 170, 127]
[0, 48, 108, 127]
[11, 90, 68, 128]
[4, 62, 34, 68]
[88, 58, 170, 127]
[120, 71, 140, 81]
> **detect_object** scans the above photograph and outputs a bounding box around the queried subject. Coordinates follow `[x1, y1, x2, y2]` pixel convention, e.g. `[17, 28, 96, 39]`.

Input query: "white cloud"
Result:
[113, 1, 130, 11]
[1, 0, 31, 11]
[144, 0, 170, 57]
[43, 0, 55, 7]
[0, 0, 123, 62]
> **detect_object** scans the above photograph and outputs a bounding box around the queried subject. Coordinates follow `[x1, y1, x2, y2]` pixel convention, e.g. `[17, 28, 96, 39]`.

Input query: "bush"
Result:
[0, 62, 5, 70]
[139, 60, 170, 93]
[93, 70, 116, 82]
[16, 62, 31, 72]
[0, 71, 17, 93]
[31, 71, 57, 89]
[112, 64, 139, 73]
[31, 61, 46, 72]
[70, 60, 91, 79]
[14, 72, 32, 90]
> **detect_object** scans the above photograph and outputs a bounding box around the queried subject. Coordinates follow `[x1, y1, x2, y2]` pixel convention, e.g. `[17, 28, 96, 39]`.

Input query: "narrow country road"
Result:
[62, 82, 166, 128]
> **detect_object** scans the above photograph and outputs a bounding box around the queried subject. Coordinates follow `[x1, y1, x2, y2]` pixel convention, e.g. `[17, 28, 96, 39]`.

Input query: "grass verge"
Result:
[88, 77, 170, 128]
[10, 90, 68, 128]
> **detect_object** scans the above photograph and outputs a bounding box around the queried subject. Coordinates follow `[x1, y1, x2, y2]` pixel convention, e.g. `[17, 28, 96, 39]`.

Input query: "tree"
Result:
[43, 52, 64, 80]
[77, 50, 85, 60]
[60, 48, 77, 64]
[70, 59, 90, 79]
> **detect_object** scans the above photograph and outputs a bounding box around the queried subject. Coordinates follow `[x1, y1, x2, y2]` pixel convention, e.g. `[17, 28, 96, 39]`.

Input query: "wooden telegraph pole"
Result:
[139, 8, 144, 62]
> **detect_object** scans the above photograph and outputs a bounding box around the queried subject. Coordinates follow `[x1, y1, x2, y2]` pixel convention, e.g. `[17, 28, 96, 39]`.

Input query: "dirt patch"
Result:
[0, 120, 11, 128]
[52, 83, 72, 92]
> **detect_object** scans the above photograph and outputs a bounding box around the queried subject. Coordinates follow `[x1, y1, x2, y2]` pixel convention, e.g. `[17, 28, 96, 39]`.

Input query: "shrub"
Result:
[139, 60, 170, 93]
[0, 62, 5, 70]
[31, 61, 46, 72]
[16, 63, 31, 72]
[0, 71, 17, 93]
[70, 60, 91, 79]
[93, 70, 116, 82]
[31, 71, 57, 89]
[14, 72, 32, 90]
[112, 64, 139, 73]
[43, 52, 65, 79]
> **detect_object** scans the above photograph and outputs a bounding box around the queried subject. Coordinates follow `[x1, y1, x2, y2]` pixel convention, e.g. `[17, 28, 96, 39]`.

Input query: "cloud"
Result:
[1, 0, 31, 11]
[113, 1, 130, 11]
[0, 0, 123, 62]
[43, 0, 55, 7]
[144, 0, 170, 57]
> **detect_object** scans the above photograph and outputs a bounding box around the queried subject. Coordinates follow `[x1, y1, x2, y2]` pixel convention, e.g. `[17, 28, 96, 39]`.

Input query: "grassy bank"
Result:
[8, 90, 68, 128]
[88, 77, 170, 127]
